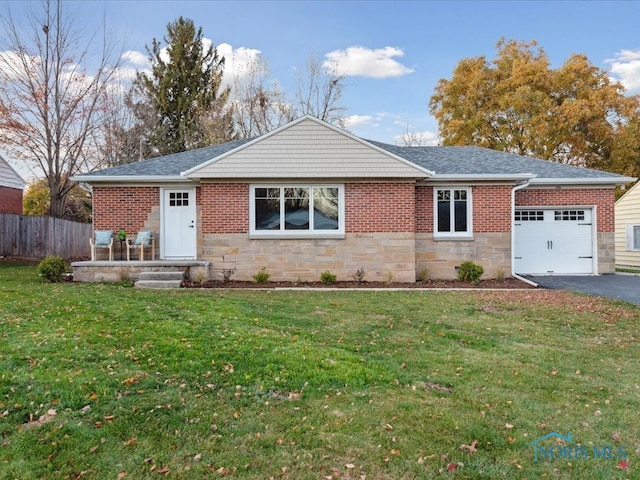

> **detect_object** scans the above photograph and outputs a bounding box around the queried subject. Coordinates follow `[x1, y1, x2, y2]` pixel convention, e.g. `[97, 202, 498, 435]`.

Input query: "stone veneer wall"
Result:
[202, 232, 416, 282]
[415, 232, 511, 280]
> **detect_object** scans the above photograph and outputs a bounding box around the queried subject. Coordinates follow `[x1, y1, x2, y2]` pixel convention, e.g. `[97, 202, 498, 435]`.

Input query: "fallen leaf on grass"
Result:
[447, 463, 457, 471]
[618, 460, 628, 470]
[612, 432, 622, 442]
[117, 473, 127, 479]
[459, 439, 478, 454]
[505, 423, 514, 429]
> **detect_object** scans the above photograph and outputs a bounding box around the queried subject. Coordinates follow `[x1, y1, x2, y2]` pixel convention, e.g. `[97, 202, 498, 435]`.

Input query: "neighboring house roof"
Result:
[616, 180, 640, 206]
[72, 115, 636, 186]
[0, 153, 26, 190]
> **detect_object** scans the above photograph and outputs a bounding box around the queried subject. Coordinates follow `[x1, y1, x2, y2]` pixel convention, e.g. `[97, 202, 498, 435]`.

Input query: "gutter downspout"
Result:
[511, 180, 539, 287]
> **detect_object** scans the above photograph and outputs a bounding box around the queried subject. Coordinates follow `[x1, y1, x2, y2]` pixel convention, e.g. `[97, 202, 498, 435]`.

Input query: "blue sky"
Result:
[3, 0, 640, 177]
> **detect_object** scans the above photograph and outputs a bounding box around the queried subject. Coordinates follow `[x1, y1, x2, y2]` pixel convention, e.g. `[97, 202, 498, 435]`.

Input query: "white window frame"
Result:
[626, 224, 640, 251]
[249, 184, 345, 239]
[433, 186, 473, 239]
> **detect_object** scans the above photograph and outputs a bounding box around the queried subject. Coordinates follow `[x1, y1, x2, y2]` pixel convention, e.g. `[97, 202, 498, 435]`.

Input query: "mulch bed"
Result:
[181, 277, 535, 289]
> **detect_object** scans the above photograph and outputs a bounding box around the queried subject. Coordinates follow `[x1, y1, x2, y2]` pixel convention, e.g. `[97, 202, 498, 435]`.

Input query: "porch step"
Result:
[134, 270, 185, 289]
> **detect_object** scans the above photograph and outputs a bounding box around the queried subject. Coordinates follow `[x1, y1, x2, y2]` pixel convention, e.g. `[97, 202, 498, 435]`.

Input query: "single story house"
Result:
[0, 153, 25, 214]
[615, 181, 640, 269]
[73, 115, 634, 282]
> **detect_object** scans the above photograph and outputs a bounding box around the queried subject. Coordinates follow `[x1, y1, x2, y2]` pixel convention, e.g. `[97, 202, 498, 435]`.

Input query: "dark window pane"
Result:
[454, 199, 467, 232]
[255, 188, 281, 230]
[438, 199, 450, 232]
[284, 188, 309, 230]
[313, 187, 339, 230]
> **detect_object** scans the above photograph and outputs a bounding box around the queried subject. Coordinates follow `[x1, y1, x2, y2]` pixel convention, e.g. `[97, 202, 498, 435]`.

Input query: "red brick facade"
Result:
[92, 186, 159, 232]
[516, 188, 615, 232]
[416, 184, 513, 233]
[346, 182, 415, 233]
[0, 186, 23, 214]
[92, 184, 617, 236]
[199, 183, 249, 234]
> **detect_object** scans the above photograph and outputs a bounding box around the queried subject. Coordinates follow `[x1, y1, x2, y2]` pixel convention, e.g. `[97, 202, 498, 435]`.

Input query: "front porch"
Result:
[71, 260, 211, 283]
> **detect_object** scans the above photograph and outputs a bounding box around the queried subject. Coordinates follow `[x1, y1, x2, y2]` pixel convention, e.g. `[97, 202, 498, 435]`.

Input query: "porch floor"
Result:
[71, 259, 211, 283]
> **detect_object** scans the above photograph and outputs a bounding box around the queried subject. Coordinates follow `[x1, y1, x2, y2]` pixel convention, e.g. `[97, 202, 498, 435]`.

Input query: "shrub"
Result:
[222, 267, 237, 283]
[384, 271, 394, 284]
[457, 261, 484, 283]
[320, 271, 337, 284]
[416, 266, 430, 283]
[352, 267, 366, 284]
[38, 256, 66, 283]
[253, 267, 270, 284]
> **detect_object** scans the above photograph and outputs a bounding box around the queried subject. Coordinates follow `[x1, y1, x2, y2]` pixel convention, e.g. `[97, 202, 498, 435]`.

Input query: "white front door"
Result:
[162, 188, 197, 259]
[514, 208, 594, 274]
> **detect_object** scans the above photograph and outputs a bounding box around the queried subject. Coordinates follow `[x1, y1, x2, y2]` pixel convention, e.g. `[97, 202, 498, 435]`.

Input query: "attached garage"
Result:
[514, 208, 594, 274]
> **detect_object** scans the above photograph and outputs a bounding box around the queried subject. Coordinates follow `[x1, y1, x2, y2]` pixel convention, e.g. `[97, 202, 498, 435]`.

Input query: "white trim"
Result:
[71, 175, 193, 183]
[529, 176, 635, 186]
[433, 186, 473, 239]
[626, 224, 640, 251]
[428, 173, 536, 182]
[249, 183, 345, 239]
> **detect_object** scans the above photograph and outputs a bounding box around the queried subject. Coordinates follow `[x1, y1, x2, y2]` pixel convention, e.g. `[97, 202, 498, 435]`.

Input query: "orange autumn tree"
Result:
[429, 39, 640, 177]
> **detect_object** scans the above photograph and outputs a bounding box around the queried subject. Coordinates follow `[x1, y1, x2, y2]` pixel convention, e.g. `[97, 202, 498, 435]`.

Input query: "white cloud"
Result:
[393, 130, 439, 147]
[343, 114, 373, 128]
[121, 50, 148, 66]
[607, 49, 640, 91]
[324, 46, 414, 79]
[216, 42, 262, 88]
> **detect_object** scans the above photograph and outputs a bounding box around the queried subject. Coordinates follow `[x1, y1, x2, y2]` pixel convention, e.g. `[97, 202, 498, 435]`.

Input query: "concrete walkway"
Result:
[527, 274, 640, 306]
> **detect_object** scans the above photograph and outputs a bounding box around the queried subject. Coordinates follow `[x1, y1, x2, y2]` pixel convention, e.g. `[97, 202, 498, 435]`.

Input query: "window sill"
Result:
[249, 232, 346, 240]
[433, 235, 474, 242]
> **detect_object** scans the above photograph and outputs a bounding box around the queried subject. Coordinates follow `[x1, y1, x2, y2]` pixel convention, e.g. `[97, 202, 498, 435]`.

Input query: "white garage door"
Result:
[514, 208, 594, 275]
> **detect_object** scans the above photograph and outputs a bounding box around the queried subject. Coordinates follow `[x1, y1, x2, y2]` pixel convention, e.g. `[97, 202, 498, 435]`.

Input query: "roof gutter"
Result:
[424, 173, 536, 182]
[528, 176, 636, 186]
[70, 175, 193, 183]
[511, 179, 539, 287]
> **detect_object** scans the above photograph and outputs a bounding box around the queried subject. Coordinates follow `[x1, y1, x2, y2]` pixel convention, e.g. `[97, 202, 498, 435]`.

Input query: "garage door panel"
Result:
[514, 208, 593, 275]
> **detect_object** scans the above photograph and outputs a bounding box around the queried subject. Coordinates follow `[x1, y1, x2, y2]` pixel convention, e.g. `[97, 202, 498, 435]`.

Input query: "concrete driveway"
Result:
[527, 274, 640, 306]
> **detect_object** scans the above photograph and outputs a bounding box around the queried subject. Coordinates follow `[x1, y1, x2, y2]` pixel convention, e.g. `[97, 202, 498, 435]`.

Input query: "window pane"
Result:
[454, 198, 468, 232]
[284, 188, 310, 230]
[634, 226, 640, 250]
[437, 196, 451, 232]
[313, 187, 339, 230]
[255, 188, 281, 230]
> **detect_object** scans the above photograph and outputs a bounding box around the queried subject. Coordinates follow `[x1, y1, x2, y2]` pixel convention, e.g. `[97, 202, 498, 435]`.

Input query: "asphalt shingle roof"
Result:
[84, 138, 252, 177]
[368, 141, 626, 180]
[78, 134, 628, 182]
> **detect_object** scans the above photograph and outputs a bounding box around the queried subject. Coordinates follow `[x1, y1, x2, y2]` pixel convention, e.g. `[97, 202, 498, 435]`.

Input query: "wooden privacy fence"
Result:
[0, 214, 92, 260]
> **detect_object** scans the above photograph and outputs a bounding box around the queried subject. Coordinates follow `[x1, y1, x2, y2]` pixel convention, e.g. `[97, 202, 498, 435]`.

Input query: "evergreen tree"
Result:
[131, 17, 235, 156]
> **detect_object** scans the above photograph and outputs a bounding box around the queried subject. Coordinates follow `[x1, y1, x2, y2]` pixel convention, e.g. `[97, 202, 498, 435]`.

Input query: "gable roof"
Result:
[615, 180, 640, 206]
[0, 153, 26, 190]
[183, 116, 433, 179]
[73, 116, 635, 186]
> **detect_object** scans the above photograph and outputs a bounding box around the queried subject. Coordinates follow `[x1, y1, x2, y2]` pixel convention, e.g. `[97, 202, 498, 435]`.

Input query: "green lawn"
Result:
[0, 263, 639, 479]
